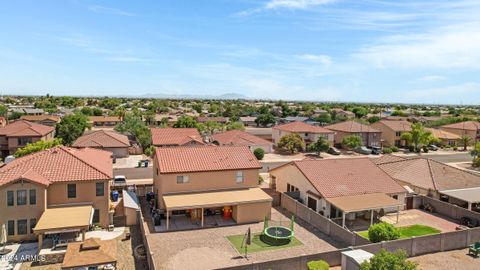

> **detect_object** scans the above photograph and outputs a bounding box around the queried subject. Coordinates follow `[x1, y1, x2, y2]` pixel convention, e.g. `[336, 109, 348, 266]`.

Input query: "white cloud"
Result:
[296, 54, 332, 66]
[237, 0, 337, 16]
[88, 5, 135, 17]
[418, 75, 446, 82]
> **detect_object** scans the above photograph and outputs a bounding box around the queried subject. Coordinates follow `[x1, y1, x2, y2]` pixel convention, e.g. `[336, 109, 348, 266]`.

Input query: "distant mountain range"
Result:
[139, 92, 250, 100]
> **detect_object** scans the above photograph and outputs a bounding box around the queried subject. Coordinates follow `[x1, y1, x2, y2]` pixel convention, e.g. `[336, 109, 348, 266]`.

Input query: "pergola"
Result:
[33, 205, 93, 250]
[162, 187, 272, 230]
[61, 238, 117, 270]
[327, 193, 404, 228]
[440, 187, 480, 211]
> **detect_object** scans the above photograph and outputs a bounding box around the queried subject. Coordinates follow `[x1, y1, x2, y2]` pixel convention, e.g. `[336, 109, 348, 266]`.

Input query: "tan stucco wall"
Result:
[124, 207, 139, 226]
[232, 202, 271, 224]
[272, 129, 334, 146]
[439, 127, 477, 141]
[371, 122, 407, 147]
[47, 180, 110, 228]
[0, 181, 47, 242]
[331, 131, 381, 147]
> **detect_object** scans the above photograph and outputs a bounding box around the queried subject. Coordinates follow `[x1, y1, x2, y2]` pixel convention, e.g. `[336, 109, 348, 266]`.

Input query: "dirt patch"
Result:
[409, 248, 480, 270]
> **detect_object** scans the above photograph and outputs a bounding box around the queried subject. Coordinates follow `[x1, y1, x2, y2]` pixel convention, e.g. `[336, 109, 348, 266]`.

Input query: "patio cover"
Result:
[327, 193, 403, 213]
[61, 238, 117, 269]
[440, 187, 480, 203]
[163, 187, 273, 211]
[33, 205, 93, 234]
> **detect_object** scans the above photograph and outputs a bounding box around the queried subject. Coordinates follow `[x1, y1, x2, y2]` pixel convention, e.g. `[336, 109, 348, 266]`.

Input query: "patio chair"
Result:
[469, 242, 480, 257]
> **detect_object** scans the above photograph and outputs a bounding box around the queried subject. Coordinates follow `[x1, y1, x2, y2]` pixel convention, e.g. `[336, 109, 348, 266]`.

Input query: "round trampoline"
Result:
[262, 215, 295, 245]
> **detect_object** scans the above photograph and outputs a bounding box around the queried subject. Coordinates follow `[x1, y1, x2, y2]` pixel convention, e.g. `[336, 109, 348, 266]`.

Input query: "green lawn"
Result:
[358, 224, 442, 240]
[226, 233, 303, 254]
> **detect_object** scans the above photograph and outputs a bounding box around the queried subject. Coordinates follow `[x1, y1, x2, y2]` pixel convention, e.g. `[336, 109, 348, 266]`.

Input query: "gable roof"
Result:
[441, 121, 480, 131]
[272, 121, 334, 134]
[155, 146, 262, 174]
[371, 155, 407, 165]
[0, 120, 54, 137]
[88, 116, 122, 123]
[72, 130, 130, 148]
[62, 238, 117, 269]
[325, 120, 380, 133]
[377, 157, 480, 191]
[151, 127, 204, 146]
[377, 120, 412, 132]
[0, 146, 112, 187]
[273, 158, 405, 198]
[20, 114, 61, 122]
[210, 130, 271, 146]
[425, 128, 461, 140]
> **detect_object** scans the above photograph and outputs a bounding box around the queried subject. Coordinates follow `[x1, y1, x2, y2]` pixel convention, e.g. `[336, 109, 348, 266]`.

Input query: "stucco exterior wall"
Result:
[439, 127, 477, 141]
[272, 129, 334, 147]
[232, 202, 271, 224]
[124, 207, 139, 226]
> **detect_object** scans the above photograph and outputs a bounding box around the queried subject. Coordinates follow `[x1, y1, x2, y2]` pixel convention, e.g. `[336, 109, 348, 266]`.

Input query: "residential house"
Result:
[20, 114, 61, 127]
[272, 121, 334, 147]
[371, 120, 412, 147]
[440, 121, 480, 142]
[332, 108, 355, 119]
[0, 147, 112, 244]
[426, 128, 461, 147]
[196, 116, 229, 124]
[210, 130, 273, 153]
[325, 120, 381, 147]
[239, 116, 257, 127]
[151, 127, 204, 147]
[0, 120, 55, 158]
[0, 116, 6, 127]
[153, 146, 272, 230]
[72, 130, 131, 158]
[88, 116, 122, 128]
[245, 127, 273, 142]
[153, 114, 178, 127]
[270, 158, 406, 227]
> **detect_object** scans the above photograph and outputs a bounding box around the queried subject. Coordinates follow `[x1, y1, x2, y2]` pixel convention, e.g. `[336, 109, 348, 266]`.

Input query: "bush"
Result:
[391, 146, 399, 152]
[360, 249, 417, 270]
[144, 145, 155, 157]
[368, 222, 400, 243]
[473, 157, 480, 168]
[453, 146, 458, 151]
[382, 148, 393, 154]
[253, 148, 265, 160]
[307, 260, 329, 270]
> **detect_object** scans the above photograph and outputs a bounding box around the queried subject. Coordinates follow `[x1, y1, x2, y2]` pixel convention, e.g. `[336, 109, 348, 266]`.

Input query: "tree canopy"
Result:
[360, 249, 417, 270]
[173, 116, 198, 128]
[342, 135, 363, 149]
[278, 133, 305, 154]
[400, 123, 435, 152]
[115, 113, 151, 148]
[307, 137, 330, 157]
[55, 113, 89, 145]
[14, 138, 63, 158]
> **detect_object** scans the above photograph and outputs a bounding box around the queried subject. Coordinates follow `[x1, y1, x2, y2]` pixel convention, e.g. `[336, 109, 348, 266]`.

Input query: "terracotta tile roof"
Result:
[196, 116, 229, 123]
[62, 238, 117, 269]
[0, 120, 54, 137]
[20, 114, 61, 122]
[151, 127, 204, 146]
[377, 157, 480, 191]
[0, 146, 112, 187]
[371, 155, 407, 165]
[72, 130, 130, 148]
[377, 120, 412, 131]
[273, 121, 334, 134]
[88, 116, 122, 122]
[426, 128, 461, 140]
[276, 158, 405, 198]
[210, 130, 271, 147]
[155, 146, 262, 174]
[325, 120, 380, 133]
[441, 121, 480, 131]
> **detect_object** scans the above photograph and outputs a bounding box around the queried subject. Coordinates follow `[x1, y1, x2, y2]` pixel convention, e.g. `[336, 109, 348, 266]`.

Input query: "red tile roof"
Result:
[155, 146, 262, 174]
[273, 158, 405, 198]
[426, 128, 461, 140]
[273, 122, 334, 134]
[20, 115, 61, 122]
[0, 120, 54, 137]
[325, 121, 380, 133]
[210, 130, 271, 146]
[0, 147, 112, 187]
[88, 116, 122, 122]
[72, 130, 130, 148]
[377, 120, 412, 131]
[151, 128, 204, 146]
[441, 121, 480, 131]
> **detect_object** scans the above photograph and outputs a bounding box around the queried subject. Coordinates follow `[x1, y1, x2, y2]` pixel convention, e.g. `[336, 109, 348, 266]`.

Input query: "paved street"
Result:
[423, 153, 471, 163]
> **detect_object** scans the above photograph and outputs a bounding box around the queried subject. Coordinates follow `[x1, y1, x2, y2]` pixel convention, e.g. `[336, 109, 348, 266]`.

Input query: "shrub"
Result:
[307, 260, 329, 270]
[473, 157, 480, 168]
[391, 146, 399, 152]
[144, 145, 155, 157]
[368, 222, 400, 243]
[453, 146, 458, 151]
[360, 249, 417, 270]
[253, 148, 265, 160]
[382, 148, 393, 154]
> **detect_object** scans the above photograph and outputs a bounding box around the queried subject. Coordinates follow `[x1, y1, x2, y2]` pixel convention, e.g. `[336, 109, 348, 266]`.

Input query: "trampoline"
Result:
[262, 215, 295, 245]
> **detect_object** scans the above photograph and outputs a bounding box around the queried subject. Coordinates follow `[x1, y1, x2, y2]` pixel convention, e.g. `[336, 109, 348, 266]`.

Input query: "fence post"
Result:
[411, 237, 417, 257]
[467, 229, 472, 246]
[440, 233, 445, 251]
[326, 219, 331, 235]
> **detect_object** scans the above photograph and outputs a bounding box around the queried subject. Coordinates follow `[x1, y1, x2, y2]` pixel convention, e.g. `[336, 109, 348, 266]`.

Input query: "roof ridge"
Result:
[0, 148, 51, 174]
[101, 130, 129, 146]
[426, 159, 438, 191]
[60, 146, 112, 179]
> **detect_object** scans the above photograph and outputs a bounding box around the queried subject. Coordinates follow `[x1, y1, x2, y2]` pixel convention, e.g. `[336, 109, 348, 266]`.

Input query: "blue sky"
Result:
[1, 0, 480, 104]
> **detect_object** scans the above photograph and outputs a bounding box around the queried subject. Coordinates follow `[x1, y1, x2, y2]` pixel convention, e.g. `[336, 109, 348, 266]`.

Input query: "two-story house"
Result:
[272, 121, 335, 148]
[0, 120, 55, 158]
[20, 114, 61, 127]
[371, 120, 412, 147]
[440, 121, 480, 142]
[151, 127, 205, 147]
[325, 120, 381, 147]
[153, 146, 272, 231]
[0, 147, 112, 246]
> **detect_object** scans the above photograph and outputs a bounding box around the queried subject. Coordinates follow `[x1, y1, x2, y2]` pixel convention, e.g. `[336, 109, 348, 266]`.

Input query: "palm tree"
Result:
[461, 135, 472, 151]
[400, 123, 432, 152]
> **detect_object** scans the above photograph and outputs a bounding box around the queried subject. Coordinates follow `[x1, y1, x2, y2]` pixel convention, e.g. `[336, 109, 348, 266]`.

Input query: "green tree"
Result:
[278, 133, 305, 154]
[8, 111, 24, 120]
[367, 222, 400, 243]
[253, 148, 265, 160]
[352, 107, 369, 118]
[255, 113, 276, 127]
[360, 249, 417, 270]
[80, 107, 93, 116]
[225, 121, 245, 131]
[314, 113, 332, 124]
[56, 113, 89, 145]
[198, 121, 222, 136]
[144, 145, 155, 157]
[461, 135, 472, 151]
[307, 260, 329, 270]
[307, 137, 330, 157]
[400, 123, 433, 152]
[115, 113, 151, 148]
[173, 116, 198, 128]
[0, 104, 8, 117]
[367, 116, 381, 123]
[342, 135, 363, 149]
[14, 138, 63, 158]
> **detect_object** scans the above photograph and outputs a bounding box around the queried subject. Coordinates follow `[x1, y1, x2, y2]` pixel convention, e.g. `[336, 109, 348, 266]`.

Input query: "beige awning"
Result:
[34, 205, 93, 234]
[327, 193, 403, 213]
[440, 187, 480, 203]
[163, 188, 273, 211]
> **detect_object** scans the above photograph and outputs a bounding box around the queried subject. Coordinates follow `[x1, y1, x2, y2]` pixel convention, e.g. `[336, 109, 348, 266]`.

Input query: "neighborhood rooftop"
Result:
[325, 120, 380, 133]
[273, 121, 334, 133]
[441, 121, 480, 131]
[210, 129, 271, 146]
[151, 127, 204, 146]
[0, 119, 54, 136]
[376, 120, 412, 131]
[72, 129, 130, 148]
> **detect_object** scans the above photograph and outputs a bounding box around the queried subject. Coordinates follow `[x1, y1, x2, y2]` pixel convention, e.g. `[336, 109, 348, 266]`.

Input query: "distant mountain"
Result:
[139, 92, 250, 100]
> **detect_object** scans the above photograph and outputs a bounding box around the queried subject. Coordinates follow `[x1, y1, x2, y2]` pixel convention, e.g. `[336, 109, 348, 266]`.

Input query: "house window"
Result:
[30, 218, 36, 233]
[92, 209, 100, 224]
[287, 183, 299, 192]
[67, 184, 76, 198]
[395, 131, 402, 137]
[18, 137, 33, 146]
[176, 175, 189, 184]
[8, 220, 15, 236]
[96, 182, 104, 196]
[7, 190, 14, 206]
[29, 189, 36, 205]
[236, 171, 244, 183]
[17, 190, 27, 205]
[392, 195, 398, 200]
[17, 219, 27, 235]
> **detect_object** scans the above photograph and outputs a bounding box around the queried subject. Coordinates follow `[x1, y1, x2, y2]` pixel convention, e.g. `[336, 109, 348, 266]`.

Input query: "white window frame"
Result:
[236, 171, 244, 183]
[176, 175, 189, 184]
